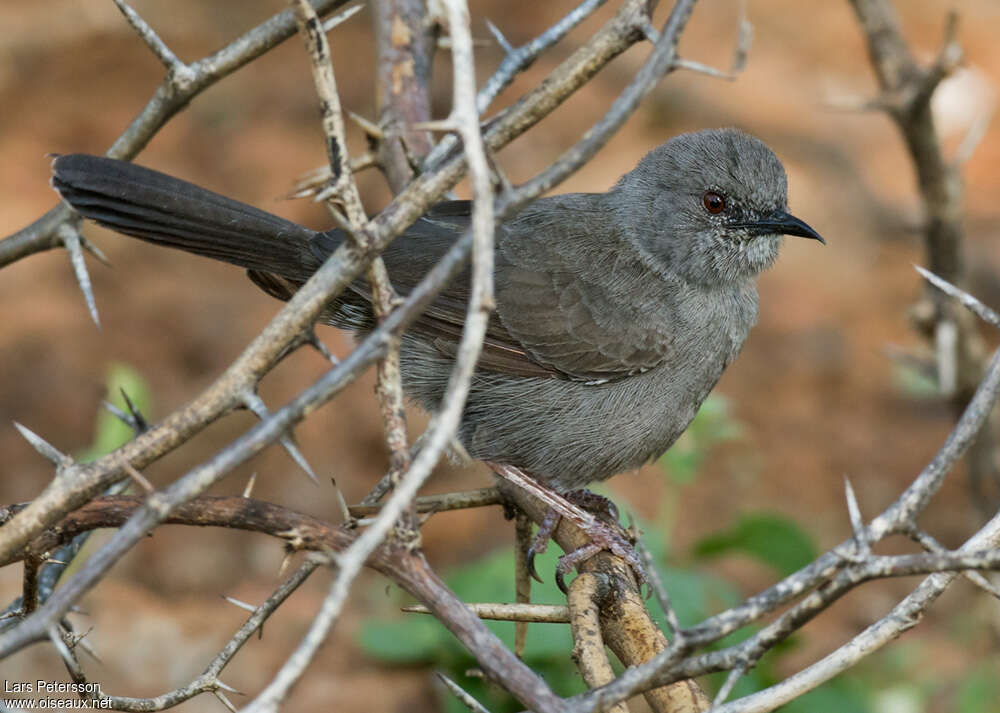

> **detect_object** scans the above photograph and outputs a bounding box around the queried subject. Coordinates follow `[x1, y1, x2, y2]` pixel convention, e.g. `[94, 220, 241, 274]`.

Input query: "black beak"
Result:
[735, 210, 825, 245]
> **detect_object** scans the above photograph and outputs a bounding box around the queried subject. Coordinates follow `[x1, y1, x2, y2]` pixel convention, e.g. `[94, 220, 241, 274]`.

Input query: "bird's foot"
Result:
[553, 522, 642, 595]
[523, 488, 644, 594]
[488, 463, 647, 593]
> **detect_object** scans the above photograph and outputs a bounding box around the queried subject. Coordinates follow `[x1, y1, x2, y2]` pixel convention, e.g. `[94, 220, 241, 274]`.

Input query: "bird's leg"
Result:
[525, 508, 561, 582]
[487, 462, 646, 593]
[562, 489, 619, 521]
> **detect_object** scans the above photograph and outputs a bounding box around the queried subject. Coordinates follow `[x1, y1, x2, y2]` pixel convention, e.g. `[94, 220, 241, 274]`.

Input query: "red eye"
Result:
[702, 191, 726, 214]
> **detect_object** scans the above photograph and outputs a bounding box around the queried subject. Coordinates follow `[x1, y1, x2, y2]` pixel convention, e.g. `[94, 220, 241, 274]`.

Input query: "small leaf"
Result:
[359, 615, 453, 664]
[957, 662, 1000, 713]
[782, 678, 871, 713]
[693, 513, 817, 577]
[659, 394, 743, 485]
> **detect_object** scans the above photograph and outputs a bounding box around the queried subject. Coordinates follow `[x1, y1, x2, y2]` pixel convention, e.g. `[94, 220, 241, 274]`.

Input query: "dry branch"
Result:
[848, 0, 1000, 509]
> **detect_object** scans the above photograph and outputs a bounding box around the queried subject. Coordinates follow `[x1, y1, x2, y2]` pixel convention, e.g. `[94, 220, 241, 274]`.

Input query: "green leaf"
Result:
[358, 546, 573, 666]
[693, 512, 817, 577]
[892, 361, 938, 399]
[359, 614, 455, 664]
[957, 661, 1000, 713]
[782, 677, 871, 713]
[658, 394, 743, 485]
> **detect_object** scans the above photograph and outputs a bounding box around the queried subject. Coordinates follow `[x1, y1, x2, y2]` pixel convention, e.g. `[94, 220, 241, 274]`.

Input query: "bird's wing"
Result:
[292, 198, 672, 381]
[490, 201, 674, 382]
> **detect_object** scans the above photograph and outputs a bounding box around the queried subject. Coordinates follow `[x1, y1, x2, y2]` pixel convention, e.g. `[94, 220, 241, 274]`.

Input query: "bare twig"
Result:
[0, 0, 660, 572]
[404, 602, 570, 623]
[435, 671, 493, 713]
[239, 1, 500, 709]
[349, 487, 501, 517]
[916, 265, 1000, 330]
[0, 0, 352, 269]
[568, 339, 1000, 711]
[849, 0, 999, 509]
[370, 0, 436, 192]
[568, 573, 629, 713]
[424, 0, 609, 171]
[708, 510, 1000, 713]
[111, 0, 185, 72]
[69, 560, 319, 712]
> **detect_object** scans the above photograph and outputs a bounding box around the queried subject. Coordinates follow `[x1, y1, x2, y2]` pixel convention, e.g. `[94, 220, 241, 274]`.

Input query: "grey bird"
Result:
[52, 128, 822, 577]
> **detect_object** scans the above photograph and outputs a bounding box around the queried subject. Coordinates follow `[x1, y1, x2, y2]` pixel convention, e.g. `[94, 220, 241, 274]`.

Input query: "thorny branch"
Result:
[848, 0, 1000, 511]
[0, 0, 658, 570]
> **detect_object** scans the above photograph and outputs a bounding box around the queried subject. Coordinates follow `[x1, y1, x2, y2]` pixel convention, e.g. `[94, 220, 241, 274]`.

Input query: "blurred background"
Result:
[2, 0, 999, 711]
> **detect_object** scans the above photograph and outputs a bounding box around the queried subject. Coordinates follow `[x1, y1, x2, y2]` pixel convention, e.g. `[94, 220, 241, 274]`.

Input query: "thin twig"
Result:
[403, 602, 570, 623]
[0, 0, 352, 269]
[349, 487, 501, 516]
[240, 0, 499, 707]
[568, 573, 629, 713]
[0, 0, 660, 574]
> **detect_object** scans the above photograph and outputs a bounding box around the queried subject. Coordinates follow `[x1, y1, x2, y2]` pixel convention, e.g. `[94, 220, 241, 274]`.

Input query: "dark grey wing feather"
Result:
[314, 196, 673, 382]
[494, 238, 671, 382]
[308, 202, 563, 378]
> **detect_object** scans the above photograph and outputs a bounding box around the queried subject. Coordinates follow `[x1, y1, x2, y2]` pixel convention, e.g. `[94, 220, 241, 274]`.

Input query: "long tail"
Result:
[51, 154, 321, 280]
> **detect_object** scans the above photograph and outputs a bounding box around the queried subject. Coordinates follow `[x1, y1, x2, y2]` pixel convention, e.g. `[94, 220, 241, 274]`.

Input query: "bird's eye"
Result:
[702, 191, 726, 214]
[701, 191, 726, 215]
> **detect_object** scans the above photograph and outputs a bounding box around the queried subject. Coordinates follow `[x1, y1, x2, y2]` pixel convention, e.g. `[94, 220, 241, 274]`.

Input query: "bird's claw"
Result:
[529, 490, 648, 593]
[525, 544, 544, 584]
[552, 520, 648, 594]
[524, 507, 560, 583]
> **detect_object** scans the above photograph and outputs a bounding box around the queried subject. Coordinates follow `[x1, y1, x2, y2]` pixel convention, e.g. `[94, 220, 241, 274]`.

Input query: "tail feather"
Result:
[52, 154, 321, 280]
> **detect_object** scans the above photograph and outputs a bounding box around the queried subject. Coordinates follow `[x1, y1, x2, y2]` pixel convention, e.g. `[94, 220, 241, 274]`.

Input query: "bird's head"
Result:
[613, 128, 823, 286]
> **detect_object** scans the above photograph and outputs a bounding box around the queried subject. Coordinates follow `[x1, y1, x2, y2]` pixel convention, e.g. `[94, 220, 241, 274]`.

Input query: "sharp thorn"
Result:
[121, 458, 155, 494]
[60, 225, 101, 329]
[221, 595, 256, 613]
[278, 552, 295, 578]
[102, 401, 133, 428]
[74, 633, 102, 664]
[213, 690, 239, 713]
[843, 476, 869, 554]
[242, 392, 318, 484]
[321, 3, 364, 33]
[434, 671, 492, 713]
[119, 388, 149, 433]
[215, 679, 243, 695]
[525, 547, 543, 584]
[305, 328, 339, 365]
[330, 476, 354, 524]
[79, 235, 110, 266]
[243, 473, 257, 499]
[347, 110, 385, 140]
[47, 626, 75, 665]
[280, 436, 319, 484]
[485, 19, 515, 55]
[14, 422, 69, 465]
[411, 119, 458, 133]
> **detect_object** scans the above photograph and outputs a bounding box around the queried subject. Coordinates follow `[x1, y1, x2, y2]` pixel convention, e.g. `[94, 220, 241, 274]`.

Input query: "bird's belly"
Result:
[399, 335, 734, 492]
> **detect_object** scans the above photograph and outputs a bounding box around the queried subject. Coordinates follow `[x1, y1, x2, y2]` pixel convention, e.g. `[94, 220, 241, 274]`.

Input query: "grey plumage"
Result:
[51, 128, 822, 492]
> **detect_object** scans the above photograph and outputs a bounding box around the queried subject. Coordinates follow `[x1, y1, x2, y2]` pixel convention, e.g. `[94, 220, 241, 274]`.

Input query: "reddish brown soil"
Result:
[2, 1, 999, 710]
